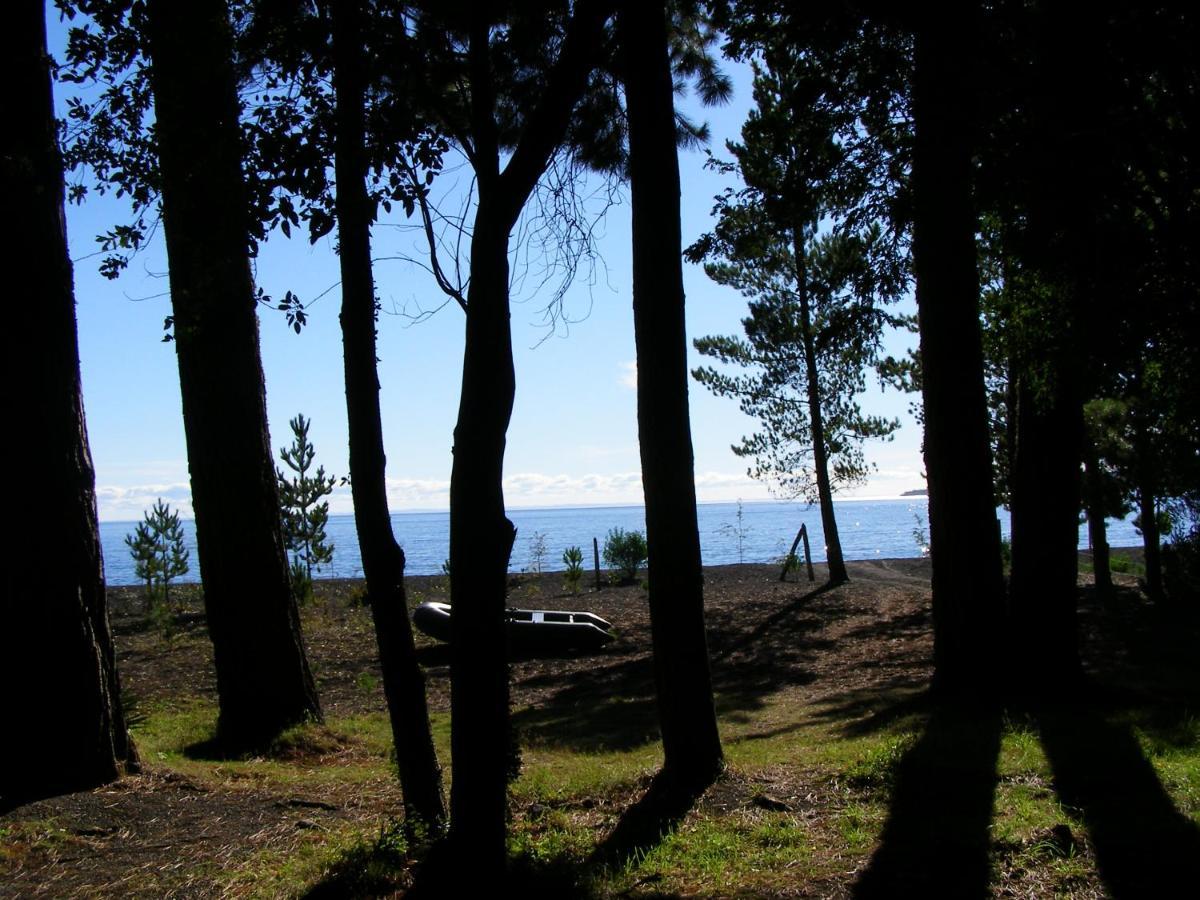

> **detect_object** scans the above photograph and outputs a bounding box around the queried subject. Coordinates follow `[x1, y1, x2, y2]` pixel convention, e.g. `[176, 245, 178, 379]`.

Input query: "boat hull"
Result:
[412, 601, 616, 652]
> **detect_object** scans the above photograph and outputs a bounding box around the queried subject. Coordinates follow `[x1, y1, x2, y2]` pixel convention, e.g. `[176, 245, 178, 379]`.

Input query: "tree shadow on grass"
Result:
[1033, 695, 1200, 897]
[852, 702, 1003, 899]
[588, 768, 716, 874]
[511, 583, 844, 755]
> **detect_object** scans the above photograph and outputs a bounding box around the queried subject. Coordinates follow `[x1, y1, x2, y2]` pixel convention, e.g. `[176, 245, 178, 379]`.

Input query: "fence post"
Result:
[799, 524, 815, 582]
[593, 536, 602, 589]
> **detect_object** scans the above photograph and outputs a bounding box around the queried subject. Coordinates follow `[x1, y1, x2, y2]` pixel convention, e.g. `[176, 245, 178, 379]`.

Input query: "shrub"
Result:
[562, 546, 584, 593]
[603, 527, 648, 583]
[1164, 527, 1200, 603]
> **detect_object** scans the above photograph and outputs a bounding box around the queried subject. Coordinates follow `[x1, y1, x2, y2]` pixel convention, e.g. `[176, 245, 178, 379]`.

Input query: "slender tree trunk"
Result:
[441, 4, 610, 871]
[448, 200, 517, 871]
[146, 0, 320, 750]
[1139, 490, 1163, 601]
[331, 0, 446, 831]
[446, 18, 516, 869]
[793, 228, 848, 584]
[1134, 415, 1164, 601]
[910, 5, 1006, 699]
[1082, 436, 1114, 601]
[2, 2, 137, 808]
[1008, 373, 1083, 685]
[621, 0, 724, 791]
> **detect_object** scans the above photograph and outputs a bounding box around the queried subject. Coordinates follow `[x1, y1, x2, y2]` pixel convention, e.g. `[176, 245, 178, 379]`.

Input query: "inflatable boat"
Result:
[412, 601, 616, 652]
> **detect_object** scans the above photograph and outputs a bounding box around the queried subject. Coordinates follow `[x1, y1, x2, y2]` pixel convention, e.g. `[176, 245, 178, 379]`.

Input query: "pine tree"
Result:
[125, 521, 160, 608]
[149, 499, 189, 609]
[277, 414, 336, 600]
[125, 499, 189, 610]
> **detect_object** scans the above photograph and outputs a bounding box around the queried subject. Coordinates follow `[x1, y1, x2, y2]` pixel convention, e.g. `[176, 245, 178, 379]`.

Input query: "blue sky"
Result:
[49, 15, 925, 523]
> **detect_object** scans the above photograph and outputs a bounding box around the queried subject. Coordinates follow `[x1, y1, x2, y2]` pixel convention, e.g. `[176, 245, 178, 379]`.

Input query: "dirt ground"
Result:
[0, 555, 1170, 898]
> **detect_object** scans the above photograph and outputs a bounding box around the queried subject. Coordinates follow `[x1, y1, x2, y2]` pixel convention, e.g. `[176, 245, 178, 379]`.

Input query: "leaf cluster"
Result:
[602, 527, 647, 583]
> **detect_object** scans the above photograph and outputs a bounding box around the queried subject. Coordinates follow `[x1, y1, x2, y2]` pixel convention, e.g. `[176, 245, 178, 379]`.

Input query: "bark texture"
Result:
[331, 0, 446, 830]
[146, 0, 320, 749]
[2, 1, 136, 809]
[621, 0, 724, 789]
[910, 5, 1006, 698]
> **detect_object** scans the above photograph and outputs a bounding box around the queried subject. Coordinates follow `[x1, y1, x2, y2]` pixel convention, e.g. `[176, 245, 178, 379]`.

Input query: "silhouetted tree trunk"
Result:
[445, 17, 519, 875]
[1008, 374, 1083, 684]
[446, 4, 610, 872]
[1082, 437, 1114, 601]
[146, 0, 320, 750]
[620, 0, 724, 791]
[2, 2, 137, 809]
[794, 228, 849, 585]
[910, 5, 1006, 698]
[331, 0, 446, 831]
[1133, 418, 1164, 602]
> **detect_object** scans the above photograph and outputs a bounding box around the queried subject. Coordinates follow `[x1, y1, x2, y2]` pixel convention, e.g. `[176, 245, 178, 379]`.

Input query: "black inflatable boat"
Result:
[412, 601, 616, 652]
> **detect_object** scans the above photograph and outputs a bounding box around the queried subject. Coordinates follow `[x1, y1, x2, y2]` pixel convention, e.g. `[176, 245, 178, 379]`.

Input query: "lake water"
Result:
[98, 498, 1145, 587]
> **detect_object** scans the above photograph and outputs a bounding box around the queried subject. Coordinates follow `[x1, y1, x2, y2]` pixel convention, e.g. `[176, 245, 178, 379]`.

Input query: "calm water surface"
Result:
[99, 498, 1144, 587]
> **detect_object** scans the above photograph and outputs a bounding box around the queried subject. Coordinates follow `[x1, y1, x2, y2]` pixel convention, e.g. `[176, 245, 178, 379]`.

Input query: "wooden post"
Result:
[800, 524, 815, 582]
[780, 523, 817, 583]
[781, 524, 803, 582]
[593, 537, 602, 589]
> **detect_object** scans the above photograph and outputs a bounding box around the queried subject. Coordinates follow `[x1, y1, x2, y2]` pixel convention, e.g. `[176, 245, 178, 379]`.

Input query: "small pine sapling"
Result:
[125, 520, 160, 610]
[126, 498, 190, 618]
[277, 413, 336, 604]
[562, 546, 584, 593]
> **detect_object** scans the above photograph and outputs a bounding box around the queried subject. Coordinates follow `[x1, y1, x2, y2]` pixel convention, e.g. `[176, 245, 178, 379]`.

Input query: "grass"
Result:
[95, 689, 1197, 895]
[1080, 548, 1146, 577]
[7, 570, 1199, 897]
[8, 686, 1200, 897]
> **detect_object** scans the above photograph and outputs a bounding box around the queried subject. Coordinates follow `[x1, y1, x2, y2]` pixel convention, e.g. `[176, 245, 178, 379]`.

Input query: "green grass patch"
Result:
[610, 813, 815, 896]
[225, 819, 410, 899]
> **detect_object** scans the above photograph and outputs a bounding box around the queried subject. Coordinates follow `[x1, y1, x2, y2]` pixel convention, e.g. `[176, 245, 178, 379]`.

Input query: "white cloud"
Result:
[95, 482, 194, 522]
[383, 477, 451, 510]
[618, 360, 638, 390]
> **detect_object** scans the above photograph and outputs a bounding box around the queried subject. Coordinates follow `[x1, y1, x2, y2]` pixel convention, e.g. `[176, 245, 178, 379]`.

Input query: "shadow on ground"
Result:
[852, 703, 1003, 899]
[510, 582, 849, 754]
[1033, 695, 1200, 897]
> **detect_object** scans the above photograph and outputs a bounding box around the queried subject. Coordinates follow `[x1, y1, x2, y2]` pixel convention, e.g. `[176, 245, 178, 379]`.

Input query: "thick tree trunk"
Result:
[794, 229, 848, 584]
[1008, 375, 1083, 685]
[146, 0, 320, 750]
[2, 2, 137, 809]
[1082, 437, 1114, 601]
[910, 6, 1006, 699]
[621, 0, 724, 791]
[331, 0, 446, 831]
